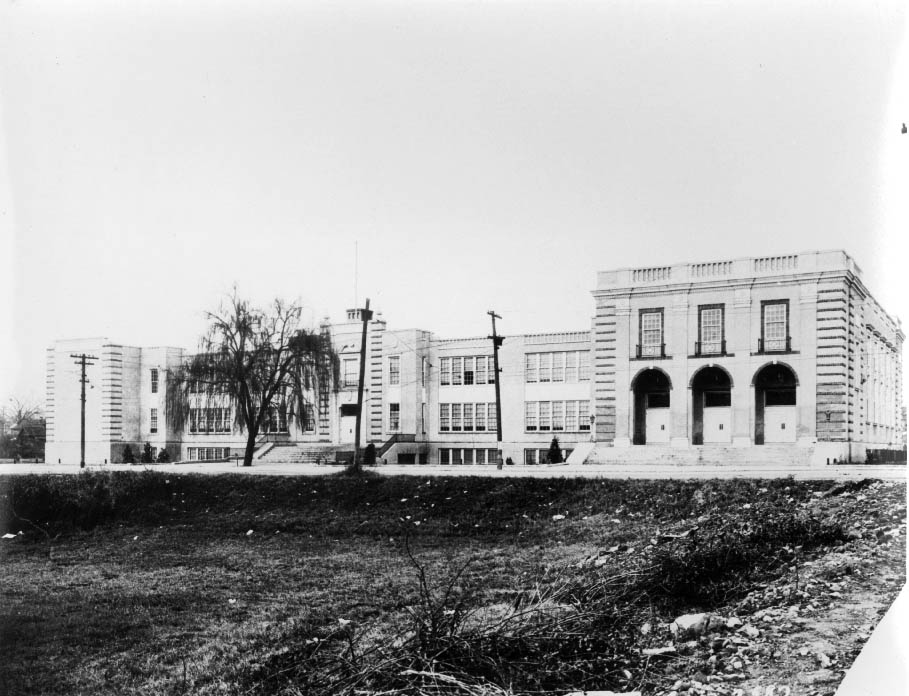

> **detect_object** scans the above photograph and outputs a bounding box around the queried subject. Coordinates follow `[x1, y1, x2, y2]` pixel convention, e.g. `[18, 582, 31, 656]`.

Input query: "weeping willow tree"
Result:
[167, 293, 339, 466]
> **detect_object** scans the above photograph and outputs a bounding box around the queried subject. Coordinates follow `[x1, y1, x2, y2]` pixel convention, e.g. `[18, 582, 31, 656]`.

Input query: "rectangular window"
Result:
[640, 310, 664, 357]
[486, 357, 496, 384]
[524, 449, 537, 465]
[475, 449, 486, 465]
[525, 353, 538, 383]
[150, 408, 158, 433]
[565, 352, 578, 382]
[579, 401, 590, 431]
[463, 403, 473, 431]
[552, 401, 565, 431]
[451, 403, 462, 431]
[488, 449, 499, 465]
[579, 351, 591, 381]
[539, 353, 552, 382]
[452, 357, 463, 385]
[151, 368, 159, 393]
[302, 404, 315, 432]
[525, 401, 538, 431]
[699, 305, 724, 355]
[462, 449, 474, 465]
[539, 401, 551, 431]
[475, 403, 486, 431]
[552, 353, 565, 382]
[475, 356, 487, 384]
[440, 403, 450, 432]
[440, 357, 451, 386]
[762, 300, 789, 352]
[440, 448, 450, 465]
[566, 401, 578, 431]
[704, 391, 731, 408]
[343, 359, 359, 387]
[389, 356, 400, 386]
[463, 357, 474, 385]
[388, 403, 400, 432]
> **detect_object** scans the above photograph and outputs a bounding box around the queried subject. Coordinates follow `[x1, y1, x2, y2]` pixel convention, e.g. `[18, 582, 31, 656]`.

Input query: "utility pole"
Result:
[487, 311, 504, 464]
[70, 353, 98, 469]
[353, 298, 373, 471]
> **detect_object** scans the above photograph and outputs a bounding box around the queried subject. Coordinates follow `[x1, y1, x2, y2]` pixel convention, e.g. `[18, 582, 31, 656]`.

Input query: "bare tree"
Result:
[166, 292, 338, 466]
[1, 398, 45, 461]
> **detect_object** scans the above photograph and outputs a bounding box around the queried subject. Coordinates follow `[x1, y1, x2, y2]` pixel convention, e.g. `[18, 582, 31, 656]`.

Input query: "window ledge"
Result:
[751, 350, 800, 357]
[630, 355, 672, 361]
[688, 353, 735, 359]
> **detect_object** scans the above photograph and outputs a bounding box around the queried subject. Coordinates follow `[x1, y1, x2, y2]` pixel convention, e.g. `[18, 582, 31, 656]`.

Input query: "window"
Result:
[441, 357, 451, 385]
[552, 352, 565, 382]
[440, 404, 450, 432]
[476, 357, 487, 385]
[440, 448, 451, 465]
[150, 408, 158, 433]
[566, 402, 578, 431]
[524, 449, 538, 465]
[463, 403, 473, 431]
[579, 351, 591, 381]
[463, 357, 474, 385]
[151, 368, 159, 393]
[389, 356, 400, 386]
[462, 449, 474, 465]
[762, 300, 789, 352]
[579, 401, 590, 431]
[539, 353, 552, 382]
[302, 404, 315, 432]
[343, 359, 359, 387]
[704, 391, 731, 407]
[475, 403, 486, 431]
[525, 402, 538, 431]
[452, 358, 463, 385]
[487, 449, 500, 465]
[539, 401, 551, 430]
[475, 449, 486, 465]
[451, 403, 462, 431]
[566, 352, 578, 382]
[388, 403, 400, 432]
[525, 354, 538, 383]
[640, 309, 664, 357]
[698, 305, 724, 355]
[552, 401, 564, 431]
[487, 357, 496, 384]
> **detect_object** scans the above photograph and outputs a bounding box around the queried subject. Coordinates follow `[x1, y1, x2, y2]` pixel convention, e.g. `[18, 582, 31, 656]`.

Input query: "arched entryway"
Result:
[632, 368, 672, 445]
[691, 366, 733, 445]
[753, 363, 798, 444]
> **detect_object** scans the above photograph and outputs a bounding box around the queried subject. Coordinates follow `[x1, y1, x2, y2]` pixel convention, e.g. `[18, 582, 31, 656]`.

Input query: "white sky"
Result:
[1, 0, 907, 406]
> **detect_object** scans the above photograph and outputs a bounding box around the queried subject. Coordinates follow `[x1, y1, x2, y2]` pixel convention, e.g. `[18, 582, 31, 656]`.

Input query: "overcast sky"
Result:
[1, 0, 907, 405]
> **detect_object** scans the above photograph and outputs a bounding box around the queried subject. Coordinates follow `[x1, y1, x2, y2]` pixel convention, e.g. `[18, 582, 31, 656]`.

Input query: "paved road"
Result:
[0, 461, 905, 480]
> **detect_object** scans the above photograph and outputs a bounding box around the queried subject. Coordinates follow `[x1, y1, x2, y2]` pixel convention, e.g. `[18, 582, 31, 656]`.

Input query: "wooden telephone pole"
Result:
[487, 311, 504, 464]
[70, 353, 98, 468]
[353, 299, 373, 471]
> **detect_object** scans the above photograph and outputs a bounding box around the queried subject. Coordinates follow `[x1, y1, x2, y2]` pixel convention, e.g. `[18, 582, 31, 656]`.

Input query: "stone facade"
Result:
[45, 250, 903, 466]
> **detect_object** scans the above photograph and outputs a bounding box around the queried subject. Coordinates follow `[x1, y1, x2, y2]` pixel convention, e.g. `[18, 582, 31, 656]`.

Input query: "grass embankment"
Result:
[0, 472, 860, 695]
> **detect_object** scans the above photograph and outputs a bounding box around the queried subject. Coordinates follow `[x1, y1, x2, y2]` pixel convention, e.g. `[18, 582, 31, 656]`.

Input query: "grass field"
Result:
[0, 471, 900, 695]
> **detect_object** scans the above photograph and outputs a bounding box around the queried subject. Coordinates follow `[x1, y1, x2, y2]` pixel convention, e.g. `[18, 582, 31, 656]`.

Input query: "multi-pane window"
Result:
[440, 448, 451, 465]
[388, 356, 400, 386]
[525, 351, 590, 383]
[343, 359, 359, 387]
[151, 368, 159, 393]
[189, 407, 232, 434]
[463, 357, 474, 385]
[539, 353, 552, 382]
[762, 301, 789, 352]
[388, 403, 400, 432]
[524, 401, 591, 432]
[150, 408, 158, 433]
[302, 404, 315, 432]
[188, 447, 230, 461]
[264, 406, 288, 434]
[440, 356, 494, 385]
[698, 305, 724, 355]
[640, 310, 663, 357]
[451, 403, 462, 431]
[439, 403, 496, 433]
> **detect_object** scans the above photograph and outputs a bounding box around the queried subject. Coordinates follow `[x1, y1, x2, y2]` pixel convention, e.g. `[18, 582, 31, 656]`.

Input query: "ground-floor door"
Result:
[340, 415, 357, 444]
[763, 406, 796, 443]
[703, 406, 732, 443]
[645, 407, 670, 443]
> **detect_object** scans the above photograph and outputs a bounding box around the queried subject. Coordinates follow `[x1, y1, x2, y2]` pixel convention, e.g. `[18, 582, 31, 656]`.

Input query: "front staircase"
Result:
[256, 443, 348, 464]
[585, 443, 815, 470]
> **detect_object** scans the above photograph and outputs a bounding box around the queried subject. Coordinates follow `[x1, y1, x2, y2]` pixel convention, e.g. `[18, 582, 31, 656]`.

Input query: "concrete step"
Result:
[587, 444, 815, 468]
[258, 444, 341, 464]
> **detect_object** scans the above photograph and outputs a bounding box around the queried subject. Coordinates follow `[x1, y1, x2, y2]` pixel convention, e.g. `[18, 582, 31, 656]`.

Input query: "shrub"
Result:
[141, 442, 154, 464]
[122, 445, 136, 465]
[548, 437, 563, 464]
[156, 448, 170, 463]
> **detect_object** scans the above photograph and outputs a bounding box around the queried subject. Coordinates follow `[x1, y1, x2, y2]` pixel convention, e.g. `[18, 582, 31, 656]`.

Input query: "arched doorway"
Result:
[632, 368, 672, 445]
[691, 366, 733, 445]
[753, 363, 798, 444]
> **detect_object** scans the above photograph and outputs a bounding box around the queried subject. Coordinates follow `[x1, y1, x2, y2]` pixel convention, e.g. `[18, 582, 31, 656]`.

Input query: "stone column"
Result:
[613, 298, 633, 447]
[669, 292, 690, 447]
[731, 288, 753, 447]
